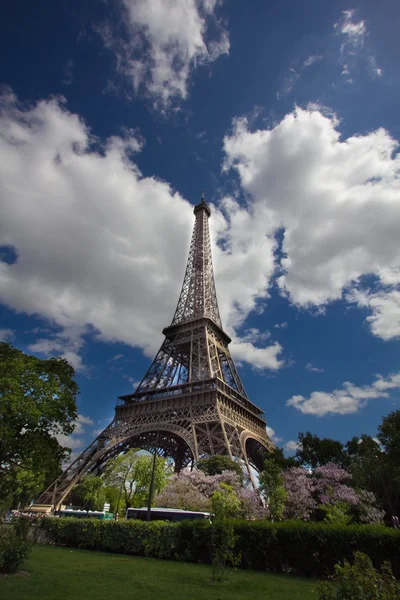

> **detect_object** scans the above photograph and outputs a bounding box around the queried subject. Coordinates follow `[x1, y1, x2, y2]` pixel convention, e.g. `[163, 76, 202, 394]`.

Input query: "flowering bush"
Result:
[314, 464, 359, 507]
[282, 467, 316, 520]
[155, 469, 265, 519]
[317, 551, 400, 600]
[352, 490, 385, 525]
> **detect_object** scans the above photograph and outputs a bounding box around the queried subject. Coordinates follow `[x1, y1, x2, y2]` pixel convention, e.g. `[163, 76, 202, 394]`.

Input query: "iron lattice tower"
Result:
[34, 195, 273, 509]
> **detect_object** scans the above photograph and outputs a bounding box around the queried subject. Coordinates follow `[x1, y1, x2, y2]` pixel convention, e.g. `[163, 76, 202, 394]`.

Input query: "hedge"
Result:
[40, 518, 400, 578]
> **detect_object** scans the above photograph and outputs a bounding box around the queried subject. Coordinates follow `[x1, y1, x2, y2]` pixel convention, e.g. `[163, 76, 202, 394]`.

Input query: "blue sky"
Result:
[1, 0, 399, 456]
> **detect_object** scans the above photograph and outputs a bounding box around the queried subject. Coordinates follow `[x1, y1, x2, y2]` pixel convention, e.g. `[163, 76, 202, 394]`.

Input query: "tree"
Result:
[0, 342, 78, 512]
[377, 412, 400, 517]
[268, 447, 298, 470]
[378, 410, 400, 461]
[211, 483, 242, 520]
[313, 463, 359, 507]
[282, 467, 316, 520]
[155, 469, 265, 519]
[346, 429, 398, 518]
[296, 432, 347, 469]
[350, 490, 385, 525]
[104, 449, 169, 509]
[74, 474, 106, 510]
[259, 457, 287, 521]
[210, 484, 242, 581]
[104, 485, 126, 515]
[155, 471, 210, 511]
[197, 456, 244, 481]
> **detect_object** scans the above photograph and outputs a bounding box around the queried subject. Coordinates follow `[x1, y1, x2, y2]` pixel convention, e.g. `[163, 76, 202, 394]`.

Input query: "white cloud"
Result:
[334, 9, 381, 82]
[287, 372, 400, 416]
[347, 288, 400, 341]
[61, 59, 74, 86]
[276, 68, 299, 100]
[306, 362, 324, 373]
[231, 339, 283, 371]
[0, 328, 14, 341]
[56, 414, 94, 450]
[266, 426, 282, 444]
[0, 89, 281, 372]
[223, 106, 400, 340]
[109, 353, 124, 361]
[28, 333, 85, 372]
[335, 9, 366, 49]
[273, 322, 287, 329]
[98, 0, 229, 109]
[303, 55, 322, 68]
[284, 440, 299, 453]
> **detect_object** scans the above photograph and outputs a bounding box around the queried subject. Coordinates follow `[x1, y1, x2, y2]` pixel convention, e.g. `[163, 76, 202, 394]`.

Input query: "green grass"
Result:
[0, 545, 318, 599]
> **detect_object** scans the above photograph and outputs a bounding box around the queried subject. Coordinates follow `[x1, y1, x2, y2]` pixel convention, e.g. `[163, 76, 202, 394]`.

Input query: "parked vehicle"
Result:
[126, 507, 211, 522]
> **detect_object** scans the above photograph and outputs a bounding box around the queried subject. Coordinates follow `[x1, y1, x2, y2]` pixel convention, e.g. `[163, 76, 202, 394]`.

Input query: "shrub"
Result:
[317, 551, 400, 599]
[0, 527, 32, 574]
[210, 521, 240, 582]
[41, 518, 400, 578]
[322, 502, 352, 525]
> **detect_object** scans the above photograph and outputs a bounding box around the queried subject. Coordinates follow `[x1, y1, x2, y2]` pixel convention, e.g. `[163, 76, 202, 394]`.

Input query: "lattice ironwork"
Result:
[171, 195, 222, 328]
[33, 195, 274, 510]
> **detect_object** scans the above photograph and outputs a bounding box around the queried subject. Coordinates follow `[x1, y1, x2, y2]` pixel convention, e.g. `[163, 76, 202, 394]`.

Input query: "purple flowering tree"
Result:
[282, 467, 316, 520]
[353, 490, 385, 524]
[314, 463, 359, 506]
[155, 468, 265, 518]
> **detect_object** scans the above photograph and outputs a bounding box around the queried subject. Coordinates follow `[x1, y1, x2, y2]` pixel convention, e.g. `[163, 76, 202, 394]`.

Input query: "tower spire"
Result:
[171, 193, 221, 328]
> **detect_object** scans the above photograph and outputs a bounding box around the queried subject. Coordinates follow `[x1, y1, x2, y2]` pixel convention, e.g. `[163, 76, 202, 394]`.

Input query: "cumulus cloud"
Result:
[347, 288, 400, 341]
[28, 332, 85, 372]
[97, 0, 229, 109]
[0, 328, 14, 342]
[231, 339, 283, 371]
[266, 426, 282, 444]
[223, 105, 400, 341]
[287, 372, 400, 416]
[0, 89, 281, 371]
[56, 414, 94, 450]
[284, 440, 299, 453]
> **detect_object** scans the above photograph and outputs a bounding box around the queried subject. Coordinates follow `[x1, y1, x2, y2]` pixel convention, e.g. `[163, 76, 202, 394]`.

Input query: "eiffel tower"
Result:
[34, 194, 273, 509]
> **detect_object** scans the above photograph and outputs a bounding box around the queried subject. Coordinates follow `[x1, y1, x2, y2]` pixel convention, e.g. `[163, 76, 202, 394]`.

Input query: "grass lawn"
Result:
[0, 544, 319, 599]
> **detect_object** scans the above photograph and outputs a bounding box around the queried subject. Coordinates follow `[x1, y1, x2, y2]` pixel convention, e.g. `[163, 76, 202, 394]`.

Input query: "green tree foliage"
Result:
[378, 411, 400, 462]
[104, 449, 169, 509]
[259, 457, 287, 521]
[0, 342, 78, 512]
[0, 526, 32, 574]
[317, 552, 400, 600]
[74, 474, 106, 511]
[197, 455, 244, 482]
[268, 447, 297, 469]
[210, 483, 242, 520]
[210, 484, 242, 581]
[322, 502, 352, 526]
[296, 432, 347, 469]
[346, 428, 399, 518]
[104, 485, 126, 515]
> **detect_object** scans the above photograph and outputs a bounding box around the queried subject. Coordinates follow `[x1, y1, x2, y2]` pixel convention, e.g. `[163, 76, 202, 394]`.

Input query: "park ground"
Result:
[0, 544, 318, 599]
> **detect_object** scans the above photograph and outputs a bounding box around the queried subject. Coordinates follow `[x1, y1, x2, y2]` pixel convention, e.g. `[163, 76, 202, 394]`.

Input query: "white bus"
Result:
[126, 507, 211, 522]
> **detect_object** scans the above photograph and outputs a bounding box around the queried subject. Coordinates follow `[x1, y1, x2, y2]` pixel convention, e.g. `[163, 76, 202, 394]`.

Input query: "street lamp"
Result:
[146, 406, 175, 521]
